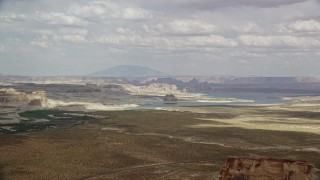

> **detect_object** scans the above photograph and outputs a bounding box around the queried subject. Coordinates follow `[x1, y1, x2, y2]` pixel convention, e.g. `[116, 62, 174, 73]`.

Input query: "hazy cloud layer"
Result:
[0, 0, 320, 76]
[149, 0, 308, 9]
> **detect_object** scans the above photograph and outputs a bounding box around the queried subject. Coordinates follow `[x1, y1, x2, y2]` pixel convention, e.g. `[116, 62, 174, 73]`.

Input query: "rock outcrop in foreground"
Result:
[219, 157, 320, 180]
[0, 88, 48, 107]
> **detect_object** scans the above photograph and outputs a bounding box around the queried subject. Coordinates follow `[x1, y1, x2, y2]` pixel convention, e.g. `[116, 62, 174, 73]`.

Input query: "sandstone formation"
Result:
[163, 94, 178, 103]
[219, 157, 320, 180]
[0, 88, 48, 107]
[122, 83, 186, 96]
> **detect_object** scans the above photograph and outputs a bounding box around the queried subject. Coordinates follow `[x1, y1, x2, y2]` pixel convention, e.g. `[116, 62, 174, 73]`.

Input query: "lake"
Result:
[139, 92, 310, 108]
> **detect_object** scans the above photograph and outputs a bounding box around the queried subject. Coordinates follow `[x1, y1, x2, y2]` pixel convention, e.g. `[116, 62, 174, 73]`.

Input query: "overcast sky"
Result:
[0, 0, 320, 76]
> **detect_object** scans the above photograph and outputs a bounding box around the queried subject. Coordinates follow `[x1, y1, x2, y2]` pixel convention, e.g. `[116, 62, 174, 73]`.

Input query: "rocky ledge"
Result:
[219, 156, 320, 180]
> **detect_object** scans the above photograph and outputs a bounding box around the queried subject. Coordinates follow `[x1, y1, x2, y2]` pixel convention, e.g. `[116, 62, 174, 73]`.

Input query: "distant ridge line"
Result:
[90, 65, 169, 77]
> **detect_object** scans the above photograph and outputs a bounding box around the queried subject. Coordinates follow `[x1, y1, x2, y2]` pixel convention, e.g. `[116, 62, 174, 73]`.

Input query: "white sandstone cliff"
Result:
[0, 88, 48, 107]
[121, 83, 189, 97]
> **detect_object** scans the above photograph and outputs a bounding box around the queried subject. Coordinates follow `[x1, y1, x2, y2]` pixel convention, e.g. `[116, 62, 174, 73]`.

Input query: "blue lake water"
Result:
[139, 92, 307, 108]
[206, 92, 290, 104]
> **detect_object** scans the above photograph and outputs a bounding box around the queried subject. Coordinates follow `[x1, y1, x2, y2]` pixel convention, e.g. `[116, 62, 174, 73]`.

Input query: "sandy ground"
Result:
[163, 103, 320, 135]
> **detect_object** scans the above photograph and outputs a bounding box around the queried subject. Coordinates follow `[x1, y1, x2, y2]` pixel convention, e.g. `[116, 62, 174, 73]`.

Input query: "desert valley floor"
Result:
[1, 103, 320, 179]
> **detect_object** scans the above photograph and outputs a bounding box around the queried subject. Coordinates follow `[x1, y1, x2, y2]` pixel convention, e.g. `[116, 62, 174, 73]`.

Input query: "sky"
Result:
[0, 0, 320, 76]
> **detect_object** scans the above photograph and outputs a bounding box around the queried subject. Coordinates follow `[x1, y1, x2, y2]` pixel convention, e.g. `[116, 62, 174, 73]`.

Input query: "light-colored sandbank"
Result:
[160, 102, 320, 135]
[47, 99, 139, 111]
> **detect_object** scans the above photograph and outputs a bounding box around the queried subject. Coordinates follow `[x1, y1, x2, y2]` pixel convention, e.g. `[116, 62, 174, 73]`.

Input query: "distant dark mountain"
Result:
[90, 65, 168, 77]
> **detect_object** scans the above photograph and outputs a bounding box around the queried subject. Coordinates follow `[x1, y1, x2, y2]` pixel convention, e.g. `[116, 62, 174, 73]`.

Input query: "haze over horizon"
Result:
[0, 0, 320, 77]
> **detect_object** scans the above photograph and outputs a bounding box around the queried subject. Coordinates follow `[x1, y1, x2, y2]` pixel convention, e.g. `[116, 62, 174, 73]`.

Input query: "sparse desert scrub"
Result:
[0, 108, 319, 179]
